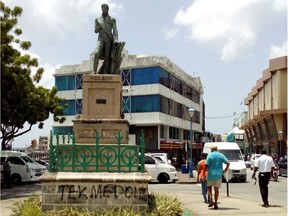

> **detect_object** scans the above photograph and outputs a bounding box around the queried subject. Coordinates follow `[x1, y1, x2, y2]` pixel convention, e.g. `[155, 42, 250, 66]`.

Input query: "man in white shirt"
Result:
[252, 149, 275, 207]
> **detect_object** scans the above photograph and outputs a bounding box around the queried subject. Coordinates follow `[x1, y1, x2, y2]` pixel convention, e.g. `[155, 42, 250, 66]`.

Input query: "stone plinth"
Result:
[72, 119, 129, 144]
[82, 74, 122, 119]
[40, 172, 151, 213]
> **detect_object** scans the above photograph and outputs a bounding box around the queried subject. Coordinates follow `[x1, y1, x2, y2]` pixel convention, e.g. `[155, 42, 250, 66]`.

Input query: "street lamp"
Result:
[188, 107, 195, 178]
[278, 130, 283, 158]
[253, 137, 256, 154]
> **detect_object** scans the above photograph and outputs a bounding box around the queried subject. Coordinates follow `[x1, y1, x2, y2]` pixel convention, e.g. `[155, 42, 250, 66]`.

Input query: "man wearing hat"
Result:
[203, 144, 230, 210]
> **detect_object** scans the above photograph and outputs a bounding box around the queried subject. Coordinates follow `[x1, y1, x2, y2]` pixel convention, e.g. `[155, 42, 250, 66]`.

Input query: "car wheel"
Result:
[11, 174, 22, 184]
[158, 173, 169, 183]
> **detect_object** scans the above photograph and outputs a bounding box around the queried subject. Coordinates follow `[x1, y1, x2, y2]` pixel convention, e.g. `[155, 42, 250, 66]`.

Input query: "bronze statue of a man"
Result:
[93, 4, 118, 74]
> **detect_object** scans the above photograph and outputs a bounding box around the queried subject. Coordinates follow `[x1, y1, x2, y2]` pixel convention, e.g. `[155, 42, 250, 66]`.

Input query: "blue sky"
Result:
[3, 0, 287, 148]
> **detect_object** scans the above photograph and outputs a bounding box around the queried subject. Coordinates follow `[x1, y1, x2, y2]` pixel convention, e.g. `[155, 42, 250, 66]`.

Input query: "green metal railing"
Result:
[49, 130, 145, 173]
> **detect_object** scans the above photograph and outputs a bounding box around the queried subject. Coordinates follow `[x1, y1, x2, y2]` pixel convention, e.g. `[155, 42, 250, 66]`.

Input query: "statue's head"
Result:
[101, 4, 109, 11]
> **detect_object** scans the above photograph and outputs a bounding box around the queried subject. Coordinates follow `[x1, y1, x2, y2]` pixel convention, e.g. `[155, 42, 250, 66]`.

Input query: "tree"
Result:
[0, 2, 66, 150]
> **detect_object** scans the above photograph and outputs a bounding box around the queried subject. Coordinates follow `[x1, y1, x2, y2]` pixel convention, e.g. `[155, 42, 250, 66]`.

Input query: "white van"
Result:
[147, 153, 171, 164]
[0, 151, 44, 184]
[144, 154, 178, 183]
[203, 142, 247, 182]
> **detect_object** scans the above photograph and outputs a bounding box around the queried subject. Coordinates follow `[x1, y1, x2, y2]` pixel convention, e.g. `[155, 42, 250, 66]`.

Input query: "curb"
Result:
[176, 181, 198, 184]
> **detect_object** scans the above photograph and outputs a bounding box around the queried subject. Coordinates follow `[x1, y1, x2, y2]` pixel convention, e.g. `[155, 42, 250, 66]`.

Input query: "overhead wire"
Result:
[205, 112, 240, 119]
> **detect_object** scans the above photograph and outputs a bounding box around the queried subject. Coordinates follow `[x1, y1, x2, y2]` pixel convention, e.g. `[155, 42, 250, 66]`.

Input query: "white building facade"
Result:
[53, 52, 205, 166]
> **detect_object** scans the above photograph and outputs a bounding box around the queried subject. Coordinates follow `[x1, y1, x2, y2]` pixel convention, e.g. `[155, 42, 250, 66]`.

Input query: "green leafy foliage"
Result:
[148, 192, 184, 216]
[0, 1, 67, 150]
[10, 193, 184, 216]
[11, 195, 42, 216]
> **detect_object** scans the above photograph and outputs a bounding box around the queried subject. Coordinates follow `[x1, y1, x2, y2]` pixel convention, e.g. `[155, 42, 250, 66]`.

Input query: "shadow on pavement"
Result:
[1, 182, 41, 201]
[209, 207, 240, 210]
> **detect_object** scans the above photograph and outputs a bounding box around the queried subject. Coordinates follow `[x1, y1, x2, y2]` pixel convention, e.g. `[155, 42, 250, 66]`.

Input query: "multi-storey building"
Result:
[240, 56, 287, 158]
[38, 136, 49, 150]
[53, 51, 205, 166]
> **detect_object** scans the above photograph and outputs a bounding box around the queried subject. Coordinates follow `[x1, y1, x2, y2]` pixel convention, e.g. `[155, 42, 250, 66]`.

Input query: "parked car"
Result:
[250, 154, 261, 170]
[147, 153, 171, 165]
[278, 157, 287, 176]
[0, 151, 41, 184]
[22, 156, 48, 174]
[35, 159, 50, 169]
[144, 154, 178, 183]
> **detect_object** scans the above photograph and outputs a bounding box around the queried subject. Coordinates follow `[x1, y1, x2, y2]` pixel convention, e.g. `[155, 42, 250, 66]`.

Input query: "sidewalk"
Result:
[176, 169, 198, 184]
[175, 170, 287, 216]
[1, 172, 287, 216]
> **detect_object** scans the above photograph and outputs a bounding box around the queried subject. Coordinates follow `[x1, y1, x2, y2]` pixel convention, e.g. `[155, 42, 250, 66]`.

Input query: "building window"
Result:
[59, 100, 76, 115]
[159, 68, 170, 88]
[235, 134, 244, 141]
[55, 75, 76, 91]
[192, 88, 200, 104]
[254, 124, 262, 141]
[260, 121, 268, 141]
[160, 96, 169, 115]
[53, 126, 73, 135]
[131, 67, 159, 85]
[177, 103, 183, 118]
[183, 130, 190, 140]
[172, 77, 182, 95]
[266, 117, 277, 141]
[131, 95, 159, 112]
[160, 125, 164, 139]
[169, 127, 179, 139]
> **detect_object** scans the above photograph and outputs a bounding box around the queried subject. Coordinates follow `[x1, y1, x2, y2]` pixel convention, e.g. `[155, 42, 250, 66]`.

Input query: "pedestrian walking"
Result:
[3, 157, 12, 188]
[252, 149, 275, 207]
[204, 145, 230, 210]
[197, 153, 209, 203]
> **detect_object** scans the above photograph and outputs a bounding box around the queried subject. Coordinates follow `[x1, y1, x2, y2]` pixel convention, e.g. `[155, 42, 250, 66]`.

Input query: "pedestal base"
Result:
[40, 172, 151, 213]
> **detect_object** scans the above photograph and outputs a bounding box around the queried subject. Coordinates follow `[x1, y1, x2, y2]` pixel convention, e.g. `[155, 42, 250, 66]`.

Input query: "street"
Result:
[0, 169, 287, 216]
[149, 169, 287, 208]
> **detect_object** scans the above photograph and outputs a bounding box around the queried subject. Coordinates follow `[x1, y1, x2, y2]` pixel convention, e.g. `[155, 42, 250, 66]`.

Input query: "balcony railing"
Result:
[49, 130, 145, 173]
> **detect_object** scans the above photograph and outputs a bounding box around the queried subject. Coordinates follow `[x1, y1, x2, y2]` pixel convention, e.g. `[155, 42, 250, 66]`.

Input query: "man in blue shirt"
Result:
[204, 145, 230, 209]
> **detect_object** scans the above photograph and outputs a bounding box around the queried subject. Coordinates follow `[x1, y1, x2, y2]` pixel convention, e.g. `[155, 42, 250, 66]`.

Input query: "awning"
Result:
[226, 127, 244, 142]
[226, 133, 235, 142]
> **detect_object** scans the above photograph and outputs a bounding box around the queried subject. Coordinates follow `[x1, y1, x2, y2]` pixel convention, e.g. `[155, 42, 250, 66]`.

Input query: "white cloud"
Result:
[273, 0, 287, 11]
[269, 41, 288, 59]
[163, 27, 179, 40]
[3, 0, 123, 89]
[3, 0, 123, 46]
[38, 63, 62, 89]
[171, 0, 286, 61]
[221, 30, 256, 62]
[11, 42, 56, 89]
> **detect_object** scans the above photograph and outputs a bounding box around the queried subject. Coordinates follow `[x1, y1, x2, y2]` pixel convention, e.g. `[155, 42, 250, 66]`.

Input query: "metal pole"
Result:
[189, 117, 193, 178]
[279, 139, 282, 157]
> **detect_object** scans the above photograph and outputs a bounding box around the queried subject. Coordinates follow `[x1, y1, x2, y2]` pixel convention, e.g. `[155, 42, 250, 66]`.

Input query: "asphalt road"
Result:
[0, 169, 286, 215]
[149, 169, 287, 208]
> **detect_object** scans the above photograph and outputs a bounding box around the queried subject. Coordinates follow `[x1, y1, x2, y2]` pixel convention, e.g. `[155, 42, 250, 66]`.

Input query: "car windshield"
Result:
[153, 157, 164, 164]
[218, 150, 243, 161]
[20, 156, 34, 163]
[153, 156, 165, 163]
